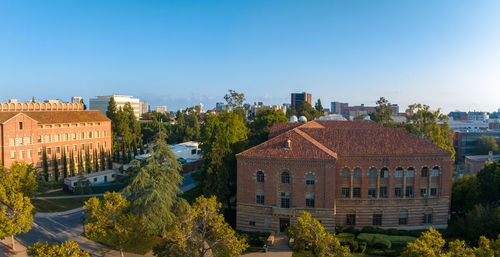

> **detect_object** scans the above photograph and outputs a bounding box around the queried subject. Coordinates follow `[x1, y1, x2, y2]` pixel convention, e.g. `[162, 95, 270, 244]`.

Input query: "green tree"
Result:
[198, 111, 248, 205]
[248, 109, 288, 146]
[78, 150, 84, 175]
[224, 89, 245, 110]
[70, 151, 76, 177]
[28, 240, 90, 257]
[84, 192, 146, 257]
[62, 149, 68, 178]
[93, 149, 99, 172]
[473, 235, 500, 257]
[53, 155, 59, 181]
[80, 98, 87, 110]
[124, 128, 185, 237]
[100, 147, 106, 171]
[0, 167, 35, 251]
[107, 150, 113, 170]
[153, 196, 248, 257]
[402, 228, 445, 257]
[403, 104, 455, 162]
[42, 147, 49, 181]
[475, 135, 499, 155]
[290, 101, 322, 121]
[369, 97, 396, 127]
[106, 97, 119, 159]
[85, 147, 92, 173]
[287, 211, 351, 257]
[0, 161, 38, 197]
[451, 174, 480, 215]
[315, 99, 323, 112]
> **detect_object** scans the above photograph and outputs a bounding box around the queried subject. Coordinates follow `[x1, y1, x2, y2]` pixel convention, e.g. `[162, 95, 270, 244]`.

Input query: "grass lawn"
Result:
[37, 190, 73, 197]
[93, 234, 162, 255]
[32, 197, 96, 213]
[180, 185, 202, 204]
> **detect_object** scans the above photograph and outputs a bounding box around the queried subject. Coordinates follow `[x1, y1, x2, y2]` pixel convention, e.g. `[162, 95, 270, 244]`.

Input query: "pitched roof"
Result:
[0, 111, 110, 124]
[238, 120, 451, 159]
[268, 122, 301, 139]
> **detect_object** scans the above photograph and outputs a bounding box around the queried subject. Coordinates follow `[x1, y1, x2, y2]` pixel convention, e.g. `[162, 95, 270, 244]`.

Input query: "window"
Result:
[81, 132, 85, 139]
[38, 148, 42, 156]
[249, 216, 255, 226]
[353, 168, 361, 178]
[406, 185, 414, 198]
[306, 173, 315, 186]
[395, 187, 402, 198]
[25, 137, 31, 145]
[368, 168, 377, 179]
[395, 168, 403, 178]
[11, 151, 16, 160]
[191, 149, 196, 155]
[420, 187, 428, 197]
[280, 192, 290, 208]
[265, 218, 271, 228]
[89, 143, 93, 150]
[353, 187, 361, 198]
[56, 147, 60, 154]
[73, 145, 77, 151]
[19, 150, 24, 159]
[341, 168, 350, 179]
[9, 138, 14, 146]
[281, 172, 290, 184]
[421, 167, 429, 177]
[27, 149, 32, 159]
[96, 131, 100, 138]
[368, 187, 376, 198]
[347, 214, 356, 226]
[256, 171, 265, 183]
[19, 122, 23, 130]
[430, 187, 438, 196]
[37, 162, 42, 168]
[372, 214, 382, 226]
[341, 187, 350, 198]
[38, 136, 42, 143]
[64, 134, 68, 141]
[72, 133, 77, 140]
[406, 168, 415, 178]
[379, 186, 388, 198]
[432, 167, 440, 177]
[306, 193, 315, 208]
[55, 134, 59, 142]
[256, 191, 264, 205]
[423, 213, 433, 224]
[399, 213, 408, 225]
[47, 148, 52, 155]
[380, 168, 388, 178]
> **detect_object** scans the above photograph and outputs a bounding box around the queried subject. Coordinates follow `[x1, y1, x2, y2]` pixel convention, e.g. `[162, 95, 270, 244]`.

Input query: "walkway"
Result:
[242, 235, 292, 257]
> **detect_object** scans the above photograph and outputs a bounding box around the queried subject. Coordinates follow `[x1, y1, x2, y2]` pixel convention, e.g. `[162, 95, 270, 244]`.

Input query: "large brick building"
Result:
[236, 120, 452, 233]
[0, 102, 112, 178]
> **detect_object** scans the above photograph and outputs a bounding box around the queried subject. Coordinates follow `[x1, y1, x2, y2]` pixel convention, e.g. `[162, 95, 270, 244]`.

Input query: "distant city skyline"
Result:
[1, 1, 499, 113]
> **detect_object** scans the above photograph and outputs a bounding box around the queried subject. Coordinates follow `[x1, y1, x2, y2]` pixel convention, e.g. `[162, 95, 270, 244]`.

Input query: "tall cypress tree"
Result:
[86, 147, 92, 173]
[94, 149, 99, 172]
[106, 97, 119, 160]
[107, 150, 113, 170]
[42, 147, 49, 181]
[70, 151, 76, 177]
[62, 149, 68, 178]
[53, 155, 59, 181]
[100, 147, 106, 171]
[78, 150, 84, 175]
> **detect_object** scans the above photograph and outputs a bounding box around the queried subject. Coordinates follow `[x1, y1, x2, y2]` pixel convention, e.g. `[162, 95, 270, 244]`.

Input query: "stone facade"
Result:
[236, 121, 452, 234]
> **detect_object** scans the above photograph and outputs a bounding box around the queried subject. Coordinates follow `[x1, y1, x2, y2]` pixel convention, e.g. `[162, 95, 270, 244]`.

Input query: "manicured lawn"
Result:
[180, 185, 202, 204]
[37, 190, 73, 197]
[32, 197, 96, 213]
[93, 234, 162, 255]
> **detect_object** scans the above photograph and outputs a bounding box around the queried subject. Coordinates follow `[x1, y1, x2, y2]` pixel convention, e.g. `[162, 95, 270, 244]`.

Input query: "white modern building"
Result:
[71, 96, 83, 104]
[89, 95, 147, 119]
[169, 141, 202, 162]
[155, 105, 167, 113]
[64, 170, 120, 192]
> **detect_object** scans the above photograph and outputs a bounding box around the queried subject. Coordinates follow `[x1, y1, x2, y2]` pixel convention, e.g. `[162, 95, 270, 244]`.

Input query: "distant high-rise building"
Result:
[155, 105, 167, 113]
[89, 95, 147, 119]
[291, 92, 312, 106]
[71, 96, 83, 104]
[330, 101, 348, 114]
[216, 102, 227, 111]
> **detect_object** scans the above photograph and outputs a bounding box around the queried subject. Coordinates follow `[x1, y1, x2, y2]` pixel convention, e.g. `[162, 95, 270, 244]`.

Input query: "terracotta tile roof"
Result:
[239, 120, 451, 159]
[268, 122, 301, 139]
[0, 111, 110, 124]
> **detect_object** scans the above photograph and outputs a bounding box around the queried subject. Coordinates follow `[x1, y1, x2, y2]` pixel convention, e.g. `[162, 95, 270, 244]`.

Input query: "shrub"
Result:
[335, 225, 344, 234]
[367, 248, 399, 256]
[343, 226, 360, 235]
[361, 226, 385, 234]
[236, 231, 271, 247]
[337, 233, 358, 252]
[358, 242, 367, 253]
[372, 238, 391, 249]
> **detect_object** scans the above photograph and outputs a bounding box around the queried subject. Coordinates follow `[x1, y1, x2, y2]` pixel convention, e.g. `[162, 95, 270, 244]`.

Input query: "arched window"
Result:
[281, 172, 290, 184]
[341, 168, 350, 179]
[395, 167, 404, 178]
[431, 166, 440, 177]
[406, 167, 415, 178]
[353, 168, 361, 179]
[421, 167, 429, 177]
[256, 170, 265, 183]
[306, 173, 315, 186]
[380, 168, 389, 178]
[368, 167, 377, 179]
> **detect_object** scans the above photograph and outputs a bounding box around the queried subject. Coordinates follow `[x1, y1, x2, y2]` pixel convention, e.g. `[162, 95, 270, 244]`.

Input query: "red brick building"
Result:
[236, 120, 452, 233]
[0, 103, 111, 178]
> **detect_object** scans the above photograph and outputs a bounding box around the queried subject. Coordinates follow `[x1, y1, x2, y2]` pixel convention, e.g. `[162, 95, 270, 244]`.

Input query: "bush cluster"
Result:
[236, 231, 271, 247]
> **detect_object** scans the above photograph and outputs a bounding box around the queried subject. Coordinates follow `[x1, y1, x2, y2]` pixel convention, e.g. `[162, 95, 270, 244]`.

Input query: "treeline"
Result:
[141, 110, 200, 145]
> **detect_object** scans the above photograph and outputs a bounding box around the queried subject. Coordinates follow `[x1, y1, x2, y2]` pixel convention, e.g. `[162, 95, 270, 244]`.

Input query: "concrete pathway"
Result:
[243, 235, 292, 257]
[32, 193, 105, 200]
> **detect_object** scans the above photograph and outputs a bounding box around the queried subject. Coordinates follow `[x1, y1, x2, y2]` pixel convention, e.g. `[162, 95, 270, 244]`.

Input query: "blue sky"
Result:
[1, 0, 499, 113]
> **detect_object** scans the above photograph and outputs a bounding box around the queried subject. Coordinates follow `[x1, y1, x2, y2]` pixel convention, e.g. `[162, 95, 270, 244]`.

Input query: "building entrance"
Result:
[279, 218, 290, 233]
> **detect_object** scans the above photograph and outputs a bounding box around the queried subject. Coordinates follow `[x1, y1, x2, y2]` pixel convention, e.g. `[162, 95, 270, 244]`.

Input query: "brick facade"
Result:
[236, 121, 452, 234]
[0, 110, 111, 178]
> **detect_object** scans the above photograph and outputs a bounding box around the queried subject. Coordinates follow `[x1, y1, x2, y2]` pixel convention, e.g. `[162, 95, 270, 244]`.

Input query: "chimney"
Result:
[285, 138, 291, 150]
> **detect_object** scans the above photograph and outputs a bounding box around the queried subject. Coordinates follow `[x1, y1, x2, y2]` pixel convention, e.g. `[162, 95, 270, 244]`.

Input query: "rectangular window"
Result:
[81, 132, 85, 139]
[19, 150, 24, 159]
[395, 187, 402, 198]
[27, 149, 32, 159]
[19, 122, 23, 130]
[405, 185, 413, 198]
[249, 216, 255, 226]
[55, 134, 59, 142]
[430, 187, 438, 196]
[341, 187, 350, 198]
[38, 136, 42, 143]
[96, 131, 100, 138]
[306, 193, 315, 208]
[191, 149, 196, 155]
[10, 151, 16, 159]
[423, 213, 433, 224]
[103, 131, 106, 137]
[421, 187, 428, 197]
[47, 148, 52, 155]
[26, 137, 31, 145]
[368, 187, 376, 198]
[399, 213, 408, 225]
[280, 192, 290, 208]
[379, 186, 388, 198]
[9, 138, 14, 146]
[38, 148, 42, 156]
[431, 169, 439, 177]
[265, 218, 271, 228]
[104, 141, 107, 148]
[56, 147, 60, 154]
[81, 144, 85, 150]
[89, 132, 92, 138]
[406, 170, 415, 178]
[37, 162, 42, 168]
[353, 187, 361, 198]
[89, 143, 93, 150]
[72, 133, 77, 140]
[372, 214, 382, 226]
[347, 214, 356, 226]
[256, 191, 264, 205]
